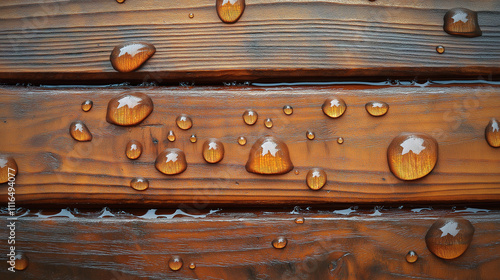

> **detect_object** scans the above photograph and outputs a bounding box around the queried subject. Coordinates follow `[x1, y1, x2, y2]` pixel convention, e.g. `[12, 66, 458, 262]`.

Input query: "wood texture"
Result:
[1, 209, 499, 279]
[0, 0, 499, 83]
[0, 85, 499, 207]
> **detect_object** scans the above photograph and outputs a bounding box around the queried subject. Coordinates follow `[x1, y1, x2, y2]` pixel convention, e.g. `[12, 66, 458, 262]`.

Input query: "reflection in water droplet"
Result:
[306, 168, 327, 190]
[81, 100, 93, 112]
[242, 110, 258, 125]
[176, 114, 193, 130]
[190, 134, 197, 143]
[264, 118, 273, 129]
[365, 101, 389, 117]
[216, 0, 245, 23]
[168, 256, 183, 271]
[0, 155, 18, 184]
[130, 177, 149, 191]
[322, 98, 347, 118]
[306, 131, 315, 140]
[337, 137, 344, 144]
[125, 140, 142, 160]
[168, 130, 176, 142]
[406, 251, 418, 263]
[387, 133, 438, 180]
[189, 263, 196, 269]
[246, 136, 293, 174]
[106, 92, 154, 126]
[283, 105, 293, 115]
[425, 218, 474, 259]
[203, 139, 225, 163]
[110, 42, 156, 72]
[69, 121, 92, 142]
[14, 253, 29, 270]
[155, 148, 187, 175]
[238, 136, 247, 146]
[485, 118, 500, 148]
[272, 237, 288, 249]
[295, 217, 304, 224]
[189, 13, 194, 19]
[444, 8, 482, 37]
[436, 45, 445, 54]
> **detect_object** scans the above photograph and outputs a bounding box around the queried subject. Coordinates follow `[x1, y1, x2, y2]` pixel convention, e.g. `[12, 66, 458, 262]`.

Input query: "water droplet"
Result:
[106, 92, 154, 126]
[425, 217, 474, 259]
[306, 131, 315, 140]
[365, 101, 389, 117]
[69, 121, 92, 142]
[168, 130, 176, 142]
[485, 118, 500, 148]
[294, 169, 300, 175]
[306, 168, 327, 190]
[189, 13, 194, 19]
[155, 148, 187, 175]
[168, 256, 183, 271]
[436, 45, 445, 54]
[216, 0, 245, 23]
[176, 114, 193, 130]
[125, 140, 142, 160]
[116, 0, 125, 3]
[387, 133, 438, 180]
[238, 136, 247, 146]
[202, 138, 225, 163]
[130, 177, 149, 191]
[322, 98, 347, 118]
[242, 110, 258, 125]
[444, 8, 482, 37]
[110, 42, 156, 72]
[272, 236, 288, 249]
[245, 136, 293, 175]
[337, 137, 344, 144]
[0, 155, 18, 184]
[190, 134, 197, 143]
[295, 217, 304, 224]
[189, 263, 196, 269]
[406, 251, 418, 263]
[283, 105, 293, 115]
[14, 253, 29, 270]
[81, 100, 93, 112]
[264, 118, 273, 129]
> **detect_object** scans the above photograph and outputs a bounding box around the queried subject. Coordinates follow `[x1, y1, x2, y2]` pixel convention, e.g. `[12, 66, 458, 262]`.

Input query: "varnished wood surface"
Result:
[1, 209, 499, 279]
[0, 0, 499, 83]
[0, 85, 499, 207]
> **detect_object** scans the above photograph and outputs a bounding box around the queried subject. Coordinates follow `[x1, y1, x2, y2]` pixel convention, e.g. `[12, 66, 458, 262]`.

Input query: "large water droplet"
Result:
[406, 251, 418, 263]
[168, 256, 183, 271]
[436, 45, 445, 54]
[167, 130, 176, 142]
[190, 134, 197, 143]
[425, 217, 474, 259]
[306, 131, 315, 140]
[81, 100, 93, 112]
[110, 42, 156, 72]
[155, 148, 187, 175]
[365, 101, 389, 117]
[106, 92, 154, 126]
[0, 155, 18, 184]
[202, 138, 224, 163]
[306, 168, 327, 190]
[125, 140, 142, 160]
[130, 177, 149, 191]
[283, 105, 293, 115]
[387, 133, 438, 180]
[116, 0, 125, 3]
[245, 136, 293, 175]
[242, 109, 258, 125]
[238, 136, 247, 146]
[485, 118, 500, 148]
[322, 98, 347, 118]
[264, 118, 273, 129]
[69, 121, 92, 142]
[272, 236, 288, 249]
[14, 253, 29, 270]
[444, 8, 482, 37]
[216, 0, 245, 24]
[176, 114, 193, 130]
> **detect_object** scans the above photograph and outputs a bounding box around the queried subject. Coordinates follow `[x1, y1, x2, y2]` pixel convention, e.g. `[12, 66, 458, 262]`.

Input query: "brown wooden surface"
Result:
[0, 0, 499, 83]
[0, 84, 499, 207]
[1, 208, 499, 279]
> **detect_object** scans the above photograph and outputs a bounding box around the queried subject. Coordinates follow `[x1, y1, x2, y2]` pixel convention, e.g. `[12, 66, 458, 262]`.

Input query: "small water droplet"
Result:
[264, 118, 273, 129]
[425, 217, 474, 259]
[168, 256, 183, 271]
[69, 121, 92, 142]
[283, 105, 293, 115]
[116, 0, 125, 3]
[295, 217, 304, 224]
[365, 101, 389, 117]
[106, 92, 154, 126]
[0, 155, 18, 184]
[436, 45, 445, 54]
[387, 133, 438, 180]
[189, 13, 194, 18]
[216, 0, 245, 23]
[238, 136, 247, 146]
[337, 137, 344, 144]
[190, 134, 197, 143]
[322, 98, 347, 118]
[272, 236, 288, 249]
[245, 136, 293, 175]
[306, 131, 315, 140]
[406, 251, 418, 263]
[168, 130, 176, 142]
[294, 169, 300, 175]
[189, 262, 196, 269]
[202, 138, 225, 163]
[130, 177, 149, 191]
[14, 253, 29, 270]
[176, 114, 193, 130]
[485, 118, 500, 148]
[81, 100, 93, 112]
[110, 42, 156, 72]
[242, 110, 258, 125]
[444, 8, 482, 37]
[306, 168, 327, 190]
[125, 140, 142, 160]
[155, 148, 187, 175]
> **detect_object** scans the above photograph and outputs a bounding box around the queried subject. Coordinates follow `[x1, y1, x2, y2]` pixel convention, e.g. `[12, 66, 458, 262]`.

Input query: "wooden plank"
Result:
[0, 85, 499, 207]
[1, 209, 499, 279]
[0, 0, 499, 83]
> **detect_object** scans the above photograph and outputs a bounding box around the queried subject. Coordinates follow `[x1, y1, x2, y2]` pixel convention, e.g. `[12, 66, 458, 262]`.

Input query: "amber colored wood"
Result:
[0, 0, 499, 83]
[0, 209, 499, 279]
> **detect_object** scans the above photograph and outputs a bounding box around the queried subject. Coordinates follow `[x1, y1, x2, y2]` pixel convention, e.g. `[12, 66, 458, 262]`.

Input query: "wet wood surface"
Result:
[1, 209, 499, 279]
[0, 0, 499, 83]
[0, 85, 499, 207]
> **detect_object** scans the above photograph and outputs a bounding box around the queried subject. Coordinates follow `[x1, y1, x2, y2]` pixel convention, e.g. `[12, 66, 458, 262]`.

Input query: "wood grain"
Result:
[0, 0, 499, 83]
[0, 85, 499, 207]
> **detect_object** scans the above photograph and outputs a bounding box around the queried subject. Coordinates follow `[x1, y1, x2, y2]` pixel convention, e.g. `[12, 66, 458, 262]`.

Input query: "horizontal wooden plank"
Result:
[1, 208, 499, 279]
[0, 85, 499, 207]
[0, 0, 499, 83]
